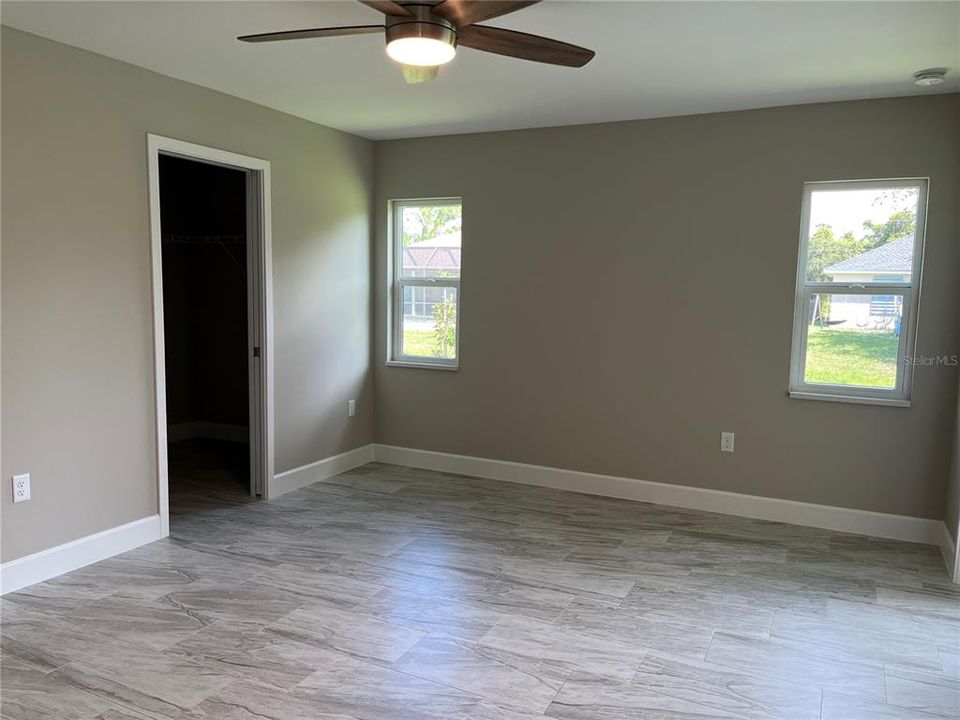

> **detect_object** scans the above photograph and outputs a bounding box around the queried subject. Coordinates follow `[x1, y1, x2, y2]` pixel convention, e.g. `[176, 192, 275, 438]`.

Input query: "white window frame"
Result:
[387, 197, 462, 370]
[788, 178, 928, 407]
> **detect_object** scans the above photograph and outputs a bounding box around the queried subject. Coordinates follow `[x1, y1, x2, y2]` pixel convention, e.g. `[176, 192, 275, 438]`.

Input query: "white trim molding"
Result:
[0, 515, 162, 595]
[273, 444, 375, 497]
[147, 134, 275, 528]
[374, 445, 944, 547]
[939, 522, 959, 584]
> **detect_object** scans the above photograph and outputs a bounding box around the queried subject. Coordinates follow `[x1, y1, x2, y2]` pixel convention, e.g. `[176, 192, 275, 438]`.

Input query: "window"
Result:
[789, 179, 927, 406]
[389, 198, 462, 368]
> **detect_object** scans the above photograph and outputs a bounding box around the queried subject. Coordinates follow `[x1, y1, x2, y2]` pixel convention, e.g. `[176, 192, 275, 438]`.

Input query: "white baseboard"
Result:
[374, 445, 943, 547]
[0, 515, 162, 595]
[939, 522, 958, 583]
[167, 422, 249, 443]
[272, 444, 375, 497]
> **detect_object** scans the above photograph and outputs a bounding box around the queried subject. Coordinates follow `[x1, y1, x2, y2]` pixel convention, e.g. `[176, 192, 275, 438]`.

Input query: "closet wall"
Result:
[160, 155, 249, 436]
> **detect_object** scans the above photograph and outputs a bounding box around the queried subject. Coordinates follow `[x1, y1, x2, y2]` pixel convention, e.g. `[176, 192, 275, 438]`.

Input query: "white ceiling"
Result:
[3, 1, 958, 139]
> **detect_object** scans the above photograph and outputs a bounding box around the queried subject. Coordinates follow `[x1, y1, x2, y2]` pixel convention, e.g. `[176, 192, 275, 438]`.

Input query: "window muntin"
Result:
[390, 199, 462, 367]
[789, 179, 927, 405]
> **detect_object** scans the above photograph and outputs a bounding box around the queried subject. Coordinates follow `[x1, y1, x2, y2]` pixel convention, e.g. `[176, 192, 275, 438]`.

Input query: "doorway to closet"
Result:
[149, 136, 273, 535]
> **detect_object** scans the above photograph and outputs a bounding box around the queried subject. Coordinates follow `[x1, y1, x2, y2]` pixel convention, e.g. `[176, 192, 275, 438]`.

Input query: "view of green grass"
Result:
[804, 326, 899, 388]
[402, 328, 455, 359]
[409, 324, 898, 385]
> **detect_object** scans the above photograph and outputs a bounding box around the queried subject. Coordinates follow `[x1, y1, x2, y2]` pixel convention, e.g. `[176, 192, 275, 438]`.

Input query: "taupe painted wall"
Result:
[374, 94, 960, 520]
[1, 28, 374, 562]
[3, 27, 958, 570]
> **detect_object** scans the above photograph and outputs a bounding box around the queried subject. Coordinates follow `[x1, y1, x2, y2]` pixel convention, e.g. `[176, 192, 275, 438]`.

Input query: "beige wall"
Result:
[374, 94, 960, 520]
[1, 28, 374, 562]
[3, 26, 958, 570]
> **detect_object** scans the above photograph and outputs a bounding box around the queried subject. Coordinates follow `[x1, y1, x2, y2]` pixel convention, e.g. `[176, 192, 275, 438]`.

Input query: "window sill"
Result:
[386, 360, 459, 371]
[788, 390, 910, 408]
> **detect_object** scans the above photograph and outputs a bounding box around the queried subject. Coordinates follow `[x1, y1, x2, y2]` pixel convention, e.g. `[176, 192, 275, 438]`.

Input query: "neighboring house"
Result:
[822, 236, 913, 328]
[402, 231, 461, 319]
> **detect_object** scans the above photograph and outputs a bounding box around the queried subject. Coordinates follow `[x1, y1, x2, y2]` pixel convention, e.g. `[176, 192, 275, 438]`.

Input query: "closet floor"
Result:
[168, 437, 253, 517]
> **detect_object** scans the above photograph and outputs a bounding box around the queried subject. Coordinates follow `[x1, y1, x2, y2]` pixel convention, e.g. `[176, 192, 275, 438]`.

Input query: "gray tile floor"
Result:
[2, 462, 959, 719]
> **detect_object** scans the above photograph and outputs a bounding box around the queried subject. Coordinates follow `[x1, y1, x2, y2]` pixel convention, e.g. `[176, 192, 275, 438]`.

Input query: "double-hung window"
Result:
[789, 179, 927, 406]
[389, 198, 462, 368]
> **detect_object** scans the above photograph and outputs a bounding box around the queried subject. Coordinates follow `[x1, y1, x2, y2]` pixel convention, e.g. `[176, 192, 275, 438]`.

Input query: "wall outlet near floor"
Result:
[720, 432, 735, 453]
[347, 399, 356, 418]
[12, 473, 31, 503]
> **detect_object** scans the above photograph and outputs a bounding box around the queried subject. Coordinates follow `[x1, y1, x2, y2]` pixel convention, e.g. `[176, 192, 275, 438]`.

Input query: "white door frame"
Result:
[147, 134, 274, 537]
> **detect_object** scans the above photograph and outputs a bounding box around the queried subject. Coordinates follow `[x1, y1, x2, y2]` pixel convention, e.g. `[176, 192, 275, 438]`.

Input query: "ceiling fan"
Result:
[238, 1, 595, 84]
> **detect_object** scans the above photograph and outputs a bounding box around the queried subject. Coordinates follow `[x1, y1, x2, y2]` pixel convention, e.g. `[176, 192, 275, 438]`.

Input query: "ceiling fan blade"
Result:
[457, 25, 594, 67]
[358, 0, 413, 17]
[401, 64, 440, 84]
[432, 0, 539, 26]
[238, 25, 384, 43]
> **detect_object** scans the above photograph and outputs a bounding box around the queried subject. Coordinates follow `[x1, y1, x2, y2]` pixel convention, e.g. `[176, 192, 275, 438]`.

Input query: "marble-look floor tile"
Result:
[703, 631, 886, 701]
[821, 691, 947, 720]
[358, 587, 507, 641]
[825, 596, 960, 641]
[57, 645, 235, 716]
[394, 634, 569, 714]
[159, 580, 303, 624]
[876, 585, 960, 621]
[498, 557, 638, 600]
[0, 664, 119, 720]
[939, 644, 960, 678]
[163, 617, 316, 690]
[469, 703, 554, 720]
[322, 471, 412, 494]
[1, 613, 146, 672]
[479, 615, 648, 682]
[257, 562, 385, 608]
[769, 610, 944, 674]
[3, 461, 956, 720]
[883, 668, 960, 718]
[632, 652, 821, 720]
[62, 595, 216, 651]
[292, 651, 481, 720]
[265, 603, 426, 664]
[94, 710, 155, 720]
[554, 598, 714, 660]
[178, 678, 324, 720]
[620, 578, 774, 637]
[545, 673, 743, 719]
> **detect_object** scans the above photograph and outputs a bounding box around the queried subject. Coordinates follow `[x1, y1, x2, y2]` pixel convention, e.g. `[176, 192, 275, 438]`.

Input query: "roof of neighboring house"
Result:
[824, 235, 914, 275]
[403, 232, 461, 270]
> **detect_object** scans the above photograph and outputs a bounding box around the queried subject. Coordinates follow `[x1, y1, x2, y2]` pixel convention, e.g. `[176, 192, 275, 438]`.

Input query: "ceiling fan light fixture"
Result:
[386, 36, 456, 66]
[384, 5, 457, 67]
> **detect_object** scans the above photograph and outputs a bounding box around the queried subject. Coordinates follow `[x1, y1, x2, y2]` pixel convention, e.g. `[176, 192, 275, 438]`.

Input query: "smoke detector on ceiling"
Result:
[913, 68, 948, 87]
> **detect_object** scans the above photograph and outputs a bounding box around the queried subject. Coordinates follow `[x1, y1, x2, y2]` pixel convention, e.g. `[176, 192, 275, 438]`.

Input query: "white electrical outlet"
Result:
[347, 399, 356, 418]
[720, 432, 735, 453]
[12, 473, 31, 503]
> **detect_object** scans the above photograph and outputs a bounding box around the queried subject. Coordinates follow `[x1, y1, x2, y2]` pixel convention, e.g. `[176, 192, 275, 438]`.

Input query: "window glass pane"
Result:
[803, 292, 903, 389]
[401, 285, 458, 360]
[400, 203, 462, 279]
[805, 186, 919, 283]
